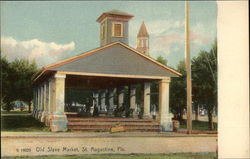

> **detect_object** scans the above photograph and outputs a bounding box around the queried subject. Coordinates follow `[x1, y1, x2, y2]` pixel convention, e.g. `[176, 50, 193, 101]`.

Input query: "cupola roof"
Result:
[137, 22, 149, 37]
[96, 9, 134, 22]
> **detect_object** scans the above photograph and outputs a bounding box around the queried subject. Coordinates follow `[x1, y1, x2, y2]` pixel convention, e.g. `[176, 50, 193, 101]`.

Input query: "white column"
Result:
[113, 88, 117, 109]
[35, 88, 38, 116]
[118, 87, 124, 108]
[108, 89, 114, 111]
[130, 85, 137, 117]
[96, 91, 99, 108]
[100, 90, 106, 111]
[92, 92, 95, 107]
[40, 83, 47, 122]
[93, 92, 98, 107]
[38, 85, 43, 120]
[38, 86, 42, 119]
[50, 73, 67, 132]
[159, 78, 172, 131]
[143, 82, 151, 118]
[45, 81, 51, 126]
[92, 91, 99, 115]
[32, 88, 36, 117]
[35, 87, 40, 119]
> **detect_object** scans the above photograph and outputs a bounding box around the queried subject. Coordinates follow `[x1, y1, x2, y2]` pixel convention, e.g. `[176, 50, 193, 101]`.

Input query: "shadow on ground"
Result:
[1, 112, 49, 132]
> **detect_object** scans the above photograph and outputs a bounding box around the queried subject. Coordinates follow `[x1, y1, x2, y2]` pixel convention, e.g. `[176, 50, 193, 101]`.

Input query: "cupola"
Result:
[96, 10, 134, 46]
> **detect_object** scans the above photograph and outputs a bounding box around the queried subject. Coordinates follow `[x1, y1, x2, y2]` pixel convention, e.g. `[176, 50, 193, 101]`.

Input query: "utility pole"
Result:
[185, 0, 192, 134]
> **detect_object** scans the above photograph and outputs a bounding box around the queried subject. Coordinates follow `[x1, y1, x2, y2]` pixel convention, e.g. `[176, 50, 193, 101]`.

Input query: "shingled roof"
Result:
[34, 42, 181, 82]
[137, 22, 149, 37]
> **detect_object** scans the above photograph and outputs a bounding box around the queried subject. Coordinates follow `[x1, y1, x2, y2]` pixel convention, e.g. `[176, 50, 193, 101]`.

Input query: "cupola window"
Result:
[101, 23, 105, 40]
[112, 22, 123, 37]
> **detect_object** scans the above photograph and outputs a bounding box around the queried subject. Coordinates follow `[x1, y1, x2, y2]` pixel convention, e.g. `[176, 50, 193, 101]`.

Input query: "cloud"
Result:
[146, 20, 184, 36]
[129, 19, 184, 47]
[153, 33, 184, 52]
[1, 37, 75, 68]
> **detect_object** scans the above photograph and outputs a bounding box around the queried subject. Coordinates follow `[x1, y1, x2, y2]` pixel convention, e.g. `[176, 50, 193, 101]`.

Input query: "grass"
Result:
[1, 153, 217, 159]
[179, 120, 217, 131]
[1, 111, 32, 116]
[1, 111, 49, 132]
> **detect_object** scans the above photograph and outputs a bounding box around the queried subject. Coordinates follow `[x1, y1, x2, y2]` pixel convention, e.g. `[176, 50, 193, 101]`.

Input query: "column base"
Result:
[37, 110, 43, 120]
[45, 113, 53, 126]
[132, 113, 138, 118]
[32, 109, 37, 118]
[50, 113, 68, 132]
[143, 113, 151, 119]
[160, 117, 173, 132]
[34, 110, 39, 119]
[40, 111, 47, 123]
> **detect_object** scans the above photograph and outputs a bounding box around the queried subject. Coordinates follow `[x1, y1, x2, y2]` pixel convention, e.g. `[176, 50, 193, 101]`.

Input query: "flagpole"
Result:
[185, 0, 192, 134]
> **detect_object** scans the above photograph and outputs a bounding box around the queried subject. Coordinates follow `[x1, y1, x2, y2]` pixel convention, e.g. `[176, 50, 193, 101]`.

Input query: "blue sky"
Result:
[1, 1, 217, 68]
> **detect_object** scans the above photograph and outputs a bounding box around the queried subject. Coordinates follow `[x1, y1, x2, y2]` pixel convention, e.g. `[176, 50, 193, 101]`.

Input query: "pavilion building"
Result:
[32, 10, 181, 132]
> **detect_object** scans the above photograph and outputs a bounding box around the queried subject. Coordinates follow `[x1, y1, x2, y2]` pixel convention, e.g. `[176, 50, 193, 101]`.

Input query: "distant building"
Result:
[136, 22, 150, 56]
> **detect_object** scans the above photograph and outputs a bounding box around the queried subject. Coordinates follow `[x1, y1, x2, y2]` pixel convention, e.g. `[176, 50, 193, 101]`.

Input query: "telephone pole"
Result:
[185, 0, 192, 134]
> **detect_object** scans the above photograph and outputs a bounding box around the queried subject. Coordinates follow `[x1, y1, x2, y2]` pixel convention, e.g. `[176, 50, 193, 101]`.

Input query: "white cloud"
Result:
[129, 19, 216, 67]
[129, 19, 184, 49]
[1, 37, 75, 68]
[147, 20, 184, 36]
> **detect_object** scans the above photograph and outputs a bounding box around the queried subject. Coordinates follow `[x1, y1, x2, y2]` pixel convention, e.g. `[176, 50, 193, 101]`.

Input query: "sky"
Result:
[1, 1, 217, 69]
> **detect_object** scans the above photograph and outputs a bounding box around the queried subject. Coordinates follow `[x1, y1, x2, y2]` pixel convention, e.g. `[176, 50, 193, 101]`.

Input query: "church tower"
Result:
[96, 10, 134, 46]
[136, 22, 149, 56]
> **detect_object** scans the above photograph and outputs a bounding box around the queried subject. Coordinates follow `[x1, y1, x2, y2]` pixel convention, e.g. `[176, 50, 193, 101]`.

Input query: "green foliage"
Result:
[1, 57, 13, 111]
[65, 89, 93, 106]
[170, 61, 186, 122]
[192, 40, 217, 130]
[156, 55, 168, 66]
[169, 40, 217, 130]
[1, 57, 38, 112]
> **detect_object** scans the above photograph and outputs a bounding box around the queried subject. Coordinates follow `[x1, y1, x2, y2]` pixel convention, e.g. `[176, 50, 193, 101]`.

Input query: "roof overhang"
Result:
[96, 12, 134, 23]
[33, 42, 181, 87]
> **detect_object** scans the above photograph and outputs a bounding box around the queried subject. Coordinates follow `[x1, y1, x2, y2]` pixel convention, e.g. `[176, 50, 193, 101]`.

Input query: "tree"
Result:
[1, 57, 14, 111]
[1, 57, 38, 112]
[169, 61, 186, 123]
[156, 55, 167, 66]
[192, 41, 217, 130]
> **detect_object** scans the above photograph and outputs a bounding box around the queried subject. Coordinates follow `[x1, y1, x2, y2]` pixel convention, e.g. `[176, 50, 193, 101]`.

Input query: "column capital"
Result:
[54, 73, 66, 79]
[160, 77, 171, 83]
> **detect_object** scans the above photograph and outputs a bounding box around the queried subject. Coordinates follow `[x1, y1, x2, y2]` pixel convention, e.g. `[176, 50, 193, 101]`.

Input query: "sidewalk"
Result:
[1, 131, 217, 138]
[1, 131, 217, 157]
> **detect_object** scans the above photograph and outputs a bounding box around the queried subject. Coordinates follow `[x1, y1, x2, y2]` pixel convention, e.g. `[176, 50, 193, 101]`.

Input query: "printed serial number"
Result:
[16, 148, 32, 152]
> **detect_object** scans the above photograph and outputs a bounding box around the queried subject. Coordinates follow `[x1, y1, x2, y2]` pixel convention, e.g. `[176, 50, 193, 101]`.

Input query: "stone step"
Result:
[69, 127, 160, 132]
[68, 122, 159, 126]
[67, 118, 155, 123]
[68, 124, 159, 129]
[67, 117, 160, 132]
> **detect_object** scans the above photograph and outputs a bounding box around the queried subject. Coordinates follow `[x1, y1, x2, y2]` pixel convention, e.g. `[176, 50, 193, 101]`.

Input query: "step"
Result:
[69, 127, 160, 132]
[68, 122, 159, 126]
[68, 122, 159, 129]
[68, 125, 159, 129]
[67, 118, 155, 123]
